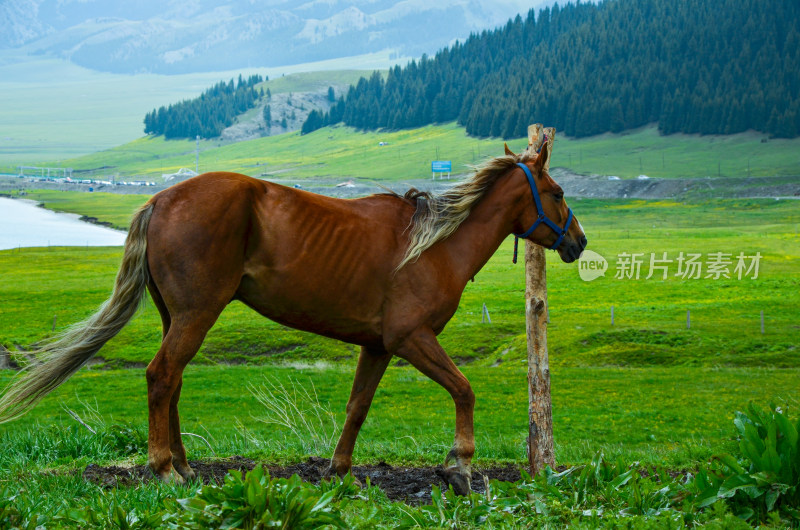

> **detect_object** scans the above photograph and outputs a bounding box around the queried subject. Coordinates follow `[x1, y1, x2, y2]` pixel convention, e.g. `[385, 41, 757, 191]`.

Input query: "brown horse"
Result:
[0, 142, 585, 494]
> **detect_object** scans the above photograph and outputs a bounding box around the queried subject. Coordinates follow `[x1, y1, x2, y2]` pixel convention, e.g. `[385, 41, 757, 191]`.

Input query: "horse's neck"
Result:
[442, 172, 525, 282]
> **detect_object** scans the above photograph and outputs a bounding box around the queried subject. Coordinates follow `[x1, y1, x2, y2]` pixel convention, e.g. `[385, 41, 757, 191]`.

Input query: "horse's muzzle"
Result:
[559, 234, 587, 263]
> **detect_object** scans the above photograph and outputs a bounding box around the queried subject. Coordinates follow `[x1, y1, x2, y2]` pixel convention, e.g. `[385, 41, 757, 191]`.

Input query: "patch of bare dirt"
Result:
[82, 456, 524, 505]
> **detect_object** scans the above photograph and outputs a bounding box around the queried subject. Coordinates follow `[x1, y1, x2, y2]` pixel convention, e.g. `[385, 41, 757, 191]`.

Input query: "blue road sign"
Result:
[431, 160, 452, 172]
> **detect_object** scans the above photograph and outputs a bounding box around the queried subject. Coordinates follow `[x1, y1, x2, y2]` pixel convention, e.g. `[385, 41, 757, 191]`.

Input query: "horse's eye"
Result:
[554, 192, 564, 202]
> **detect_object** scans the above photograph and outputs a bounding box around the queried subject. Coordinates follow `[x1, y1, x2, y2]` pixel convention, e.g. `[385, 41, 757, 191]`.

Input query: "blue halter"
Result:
[512, 162, 574, 263]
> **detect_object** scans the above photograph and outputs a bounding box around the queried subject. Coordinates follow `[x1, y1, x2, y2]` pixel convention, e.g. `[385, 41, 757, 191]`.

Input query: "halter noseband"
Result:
[512, 162, 574, 263]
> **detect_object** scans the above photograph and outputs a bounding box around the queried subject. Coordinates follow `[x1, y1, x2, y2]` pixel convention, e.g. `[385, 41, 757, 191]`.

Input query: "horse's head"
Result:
[510, 142, 587, 263]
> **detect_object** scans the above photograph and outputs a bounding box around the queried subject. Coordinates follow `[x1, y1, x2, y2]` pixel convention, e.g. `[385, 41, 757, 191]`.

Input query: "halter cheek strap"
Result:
[512, 162, 574, 263]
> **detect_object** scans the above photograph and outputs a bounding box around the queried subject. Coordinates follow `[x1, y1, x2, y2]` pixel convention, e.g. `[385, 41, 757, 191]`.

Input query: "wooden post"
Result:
[525, 124, 555, 475]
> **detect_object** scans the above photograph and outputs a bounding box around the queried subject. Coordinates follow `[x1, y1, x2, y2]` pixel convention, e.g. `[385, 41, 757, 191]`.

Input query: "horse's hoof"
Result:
[166, 468, 186, 484]
[176, 466, 196, 482]
[442, 467, 471, 496]
[324, 464, 338, 478]
[150, 465, 186, 484]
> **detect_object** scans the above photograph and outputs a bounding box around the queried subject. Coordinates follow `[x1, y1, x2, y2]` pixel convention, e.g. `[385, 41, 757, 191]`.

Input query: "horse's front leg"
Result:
[329, 345, 392, 480]
[390, 327, 475, 495]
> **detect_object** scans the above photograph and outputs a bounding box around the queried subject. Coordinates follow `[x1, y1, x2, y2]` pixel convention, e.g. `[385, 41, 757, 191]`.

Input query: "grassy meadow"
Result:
[2, 363, 797, 527]
[10, 121, 800, 184]
[1, 126, 799, 526]
[2, 195, 797, 369]
[2, 364, 799, 471]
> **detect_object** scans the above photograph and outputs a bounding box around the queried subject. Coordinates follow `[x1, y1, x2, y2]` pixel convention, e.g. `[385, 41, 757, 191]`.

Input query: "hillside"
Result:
[19, 123, 800, 189]
[142, 71, 359, 140]
[308, 0, 800, 139]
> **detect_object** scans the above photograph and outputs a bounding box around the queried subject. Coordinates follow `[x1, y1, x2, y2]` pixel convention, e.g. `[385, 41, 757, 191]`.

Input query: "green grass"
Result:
[1, 194, 798, 526]
[1, 197, 798, 369]
[0, 364, 798, 527]
[551, 125, 800, 179]
[23, 122, 502, 182]
[3, 364, 799, 470]
[2, 143, 799, 525]
[0, 365, 796, 493]
[19, 122, 800, 182]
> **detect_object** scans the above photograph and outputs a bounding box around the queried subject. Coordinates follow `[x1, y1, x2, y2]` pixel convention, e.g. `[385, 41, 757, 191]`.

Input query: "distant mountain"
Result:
[0, 0, 554, 74]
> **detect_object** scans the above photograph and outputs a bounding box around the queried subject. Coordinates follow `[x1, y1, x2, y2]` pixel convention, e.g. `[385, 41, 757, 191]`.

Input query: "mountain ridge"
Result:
[1, 0, 554, 74]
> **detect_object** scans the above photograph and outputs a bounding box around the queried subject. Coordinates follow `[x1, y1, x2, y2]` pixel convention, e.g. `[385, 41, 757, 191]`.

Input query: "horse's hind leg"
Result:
[168, 379, 195, 480]
[147, 281, 194, 480]
[146, 314, 217, 482]
[390, 327, 475, 495]
[329, 345, 392, 478]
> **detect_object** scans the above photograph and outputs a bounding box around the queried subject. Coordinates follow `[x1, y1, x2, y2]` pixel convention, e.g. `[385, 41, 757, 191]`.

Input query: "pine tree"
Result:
[302, 0, 799, 139]
[263, 105, 272, 128]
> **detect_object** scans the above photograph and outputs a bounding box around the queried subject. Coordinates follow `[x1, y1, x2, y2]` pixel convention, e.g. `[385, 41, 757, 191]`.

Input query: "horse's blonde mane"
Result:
[396, 152, 528, 271]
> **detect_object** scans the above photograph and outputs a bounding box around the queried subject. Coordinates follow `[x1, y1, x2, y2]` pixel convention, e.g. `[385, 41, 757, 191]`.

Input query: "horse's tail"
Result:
[0, 201, 155, 423]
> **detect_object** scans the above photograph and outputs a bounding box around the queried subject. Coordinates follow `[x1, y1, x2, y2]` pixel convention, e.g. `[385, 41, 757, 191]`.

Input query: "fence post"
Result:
[526, 124, 555, 475]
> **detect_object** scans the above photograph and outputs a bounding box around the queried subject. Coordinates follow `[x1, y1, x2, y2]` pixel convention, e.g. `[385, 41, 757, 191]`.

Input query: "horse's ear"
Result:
[533, 142, 549, 175]
[504, 143, 517, 157]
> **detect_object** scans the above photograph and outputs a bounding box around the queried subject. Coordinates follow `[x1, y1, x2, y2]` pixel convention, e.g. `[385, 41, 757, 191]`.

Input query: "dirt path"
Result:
[82, 456, 524, 505]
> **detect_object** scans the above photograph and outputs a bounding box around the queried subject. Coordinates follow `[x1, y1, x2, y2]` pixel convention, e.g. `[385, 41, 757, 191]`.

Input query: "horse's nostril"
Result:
[579, 235, 587, 248]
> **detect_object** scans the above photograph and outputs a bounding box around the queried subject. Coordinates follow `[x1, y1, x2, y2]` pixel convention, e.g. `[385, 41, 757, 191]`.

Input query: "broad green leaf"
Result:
[764, 484, 780, 512]
[743, 421, 766, 457]
[610, 469, 635, 490]
[748, 403, 768, 428]
[716, 453, 745, 474]
[718, 473, 757, 499]
[774, 410, 798, 450]
[310, 490, 336, 513]
[694, 485, 720, 508]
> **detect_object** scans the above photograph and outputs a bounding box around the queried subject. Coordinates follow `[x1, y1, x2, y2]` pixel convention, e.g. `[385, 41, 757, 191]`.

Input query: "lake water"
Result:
[0, 197, 127, 250]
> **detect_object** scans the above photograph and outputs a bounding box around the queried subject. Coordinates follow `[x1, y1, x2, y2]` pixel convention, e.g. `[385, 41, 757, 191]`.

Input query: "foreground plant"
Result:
[692, 403, 800, 522]
[394, 403, 800, 528]
[175, 466, 358, 529]
[2, 403, 797, 528]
